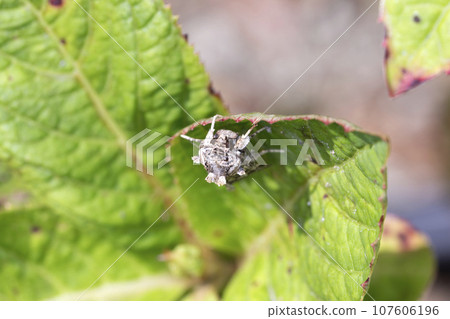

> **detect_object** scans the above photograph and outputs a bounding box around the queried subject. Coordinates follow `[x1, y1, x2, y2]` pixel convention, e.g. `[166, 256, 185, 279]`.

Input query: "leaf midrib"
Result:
[23, 0, 170, 199]
[24, 1, 128, 146]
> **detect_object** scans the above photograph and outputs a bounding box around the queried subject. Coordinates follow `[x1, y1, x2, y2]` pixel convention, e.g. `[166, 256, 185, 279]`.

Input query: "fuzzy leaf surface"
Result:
[171, 114, 389, 301]
[0, 0, 224, 300]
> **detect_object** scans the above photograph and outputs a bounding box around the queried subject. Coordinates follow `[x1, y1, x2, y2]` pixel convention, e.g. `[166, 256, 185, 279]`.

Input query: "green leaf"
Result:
[365, 215, 436, 301]
[0, 0, 225, 300]
[1, 0, 393, 301]
[0, 206, 191, 300]
[381, 0, 450, 96]
[171, 114, 389, 300]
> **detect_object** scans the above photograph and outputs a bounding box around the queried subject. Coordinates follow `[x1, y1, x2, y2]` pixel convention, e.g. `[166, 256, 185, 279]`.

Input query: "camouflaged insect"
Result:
[181, 115, 272, 186]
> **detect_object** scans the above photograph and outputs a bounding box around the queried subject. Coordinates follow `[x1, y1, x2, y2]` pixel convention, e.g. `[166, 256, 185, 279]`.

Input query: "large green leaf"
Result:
[1, 0, 392, 301]
[381, 0, 450, 96]
[0, 205, 190, 301]
[171, 114, 389, 300]
[366, 215, 436, 301]
[0, 0, 224, 300]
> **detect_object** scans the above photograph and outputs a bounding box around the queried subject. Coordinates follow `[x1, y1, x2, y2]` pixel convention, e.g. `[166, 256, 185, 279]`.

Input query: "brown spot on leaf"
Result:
[207, 83, 223, 100]
[384, 47, 390, 61]
[60, 38, 66, 45]
[208, 83, 222, 101]
[395, 70, 430, 96]
[383, 38, 390, 61]
[183, 33, 189, 41]
[323, 194, 328, 199]
[378, 214, 385, 228]
[382, 30, 391, 63]
[208, 83, 218, 95]
[288, 219, 294, 239]
[398, 232, 411, 251]
[287, 266, 292, 275]
[361, 277, 370, 290]
[413, 14, 421, 23]
[184, 78, 190, 85]
[410, 78, 425, 89]
[288, 219, 294, 238]
[30, 226, 41, 233]
[49, 0, 64, 7]
[213, 229, 223, 238]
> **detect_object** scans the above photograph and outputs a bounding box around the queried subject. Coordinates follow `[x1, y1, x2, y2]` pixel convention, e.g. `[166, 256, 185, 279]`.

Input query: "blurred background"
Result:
[168, 0, 450, 300]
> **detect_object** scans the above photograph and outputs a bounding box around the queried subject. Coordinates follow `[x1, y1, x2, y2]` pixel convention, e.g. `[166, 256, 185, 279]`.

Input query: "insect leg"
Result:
[241, 123, 258, 139]
[180, 134, 203, 144]
[249, 126, 270, 139]
[205, 172, 216, 184]
[217, 176, 227, 186]
[192, 156, 201, 164]
[205, 115, 218, 140]
[205, 172, 227, 187]
[237, 167, 246, 176]
[236, 123, 268, 150]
